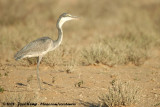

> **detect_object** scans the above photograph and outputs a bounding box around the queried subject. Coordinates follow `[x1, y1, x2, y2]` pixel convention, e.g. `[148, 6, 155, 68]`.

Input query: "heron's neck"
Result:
[56, 27, 63, 46]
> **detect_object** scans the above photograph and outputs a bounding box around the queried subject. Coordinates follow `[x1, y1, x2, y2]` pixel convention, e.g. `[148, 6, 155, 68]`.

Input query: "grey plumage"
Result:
[15, 37, 53, 60]
[14, 13, 78, 90]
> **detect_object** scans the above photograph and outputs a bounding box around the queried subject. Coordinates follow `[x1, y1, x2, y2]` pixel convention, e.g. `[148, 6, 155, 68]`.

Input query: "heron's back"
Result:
[14, 37, 53, 60]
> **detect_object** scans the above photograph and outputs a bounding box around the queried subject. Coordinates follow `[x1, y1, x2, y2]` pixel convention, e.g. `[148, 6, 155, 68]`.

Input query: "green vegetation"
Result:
[154, 102, 160, 107]
[4, 72, 8, 76]
[0, 86, 4, 93]
[75, 80, 84, 87]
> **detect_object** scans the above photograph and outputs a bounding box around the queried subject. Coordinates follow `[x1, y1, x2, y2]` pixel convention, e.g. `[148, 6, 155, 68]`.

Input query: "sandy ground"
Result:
[0, 49, 160, 107]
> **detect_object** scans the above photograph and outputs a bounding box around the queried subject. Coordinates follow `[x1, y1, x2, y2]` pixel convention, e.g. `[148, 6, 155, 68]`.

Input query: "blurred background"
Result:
[0, 0, 160, 65]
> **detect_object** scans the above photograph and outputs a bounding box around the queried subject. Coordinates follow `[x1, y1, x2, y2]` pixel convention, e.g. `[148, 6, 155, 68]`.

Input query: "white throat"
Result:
[59, 17, 73, 28]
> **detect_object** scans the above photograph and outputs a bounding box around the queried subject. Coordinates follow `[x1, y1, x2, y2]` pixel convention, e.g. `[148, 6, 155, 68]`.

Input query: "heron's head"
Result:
[57, 13, 78, 28]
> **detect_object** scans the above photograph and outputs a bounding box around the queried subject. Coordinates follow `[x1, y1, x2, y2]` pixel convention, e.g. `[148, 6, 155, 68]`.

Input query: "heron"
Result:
[14, 13, 78, 90]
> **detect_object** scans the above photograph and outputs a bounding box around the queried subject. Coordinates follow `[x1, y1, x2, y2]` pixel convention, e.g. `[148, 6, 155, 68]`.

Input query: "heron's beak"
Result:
[71, 16, 79, 20]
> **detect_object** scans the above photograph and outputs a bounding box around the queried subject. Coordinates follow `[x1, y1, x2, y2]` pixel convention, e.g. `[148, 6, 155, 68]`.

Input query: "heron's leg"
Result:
[37, 56, 43, 90]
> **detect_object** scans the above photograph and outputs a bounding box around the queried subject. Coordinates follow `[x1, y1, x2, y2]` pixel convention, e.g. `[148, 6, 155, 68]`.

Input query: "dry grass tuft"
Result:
[99, 80, 141, 107]
[63, 58, 76, 73]
[43, 45, 79, 67]
[82, 43, 110, 66]
[0, 92, 40, 107]
[81, 31, 159, 66]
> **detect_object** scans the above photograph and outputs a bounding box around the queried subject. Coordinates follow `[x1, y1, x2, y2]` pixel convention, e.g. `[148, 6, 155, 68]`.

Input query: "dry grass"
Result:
[0, 92, 40, 107]
[82, 32, 157, 66]
[0, 0, 160, 66]
[80, 0, 160, 66]
[43, 45, 78, 66]
[99, 80, 141, 107]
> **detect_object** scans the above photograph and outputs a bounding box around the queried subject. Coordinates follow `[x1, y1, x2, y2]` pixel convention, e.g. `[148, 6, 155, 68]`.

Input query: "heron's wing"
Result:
[14, 37, 53, 60]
